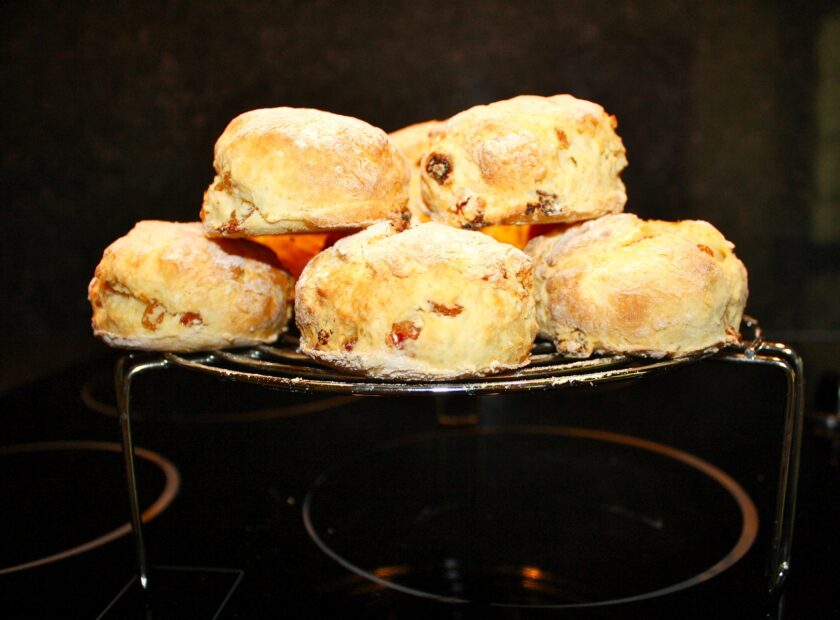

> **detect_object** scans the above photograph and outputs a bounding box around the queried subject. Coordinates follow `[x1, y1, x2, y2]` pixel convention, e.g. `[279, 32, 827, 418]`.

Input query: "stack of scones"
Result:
[89, 95, 748, 379]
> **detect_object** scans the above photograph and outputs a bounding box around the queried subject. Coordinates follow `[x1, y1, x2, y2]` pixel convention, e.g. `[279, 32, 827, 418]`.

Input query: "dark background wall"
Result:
[1, 0, 838, 391]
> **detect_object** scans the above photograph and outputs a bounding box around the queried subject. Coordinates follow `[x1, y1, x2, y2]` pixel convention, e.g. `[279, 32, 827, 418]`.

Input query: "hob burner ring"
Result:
[0, 440, 179, 575]
[302, 426, 759, 608]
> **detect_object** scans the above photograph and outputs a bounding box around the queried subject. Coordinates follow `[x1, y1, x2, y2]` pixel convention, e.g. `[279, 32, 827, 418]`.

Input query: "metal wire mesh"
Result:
[161, 318, 763, 396]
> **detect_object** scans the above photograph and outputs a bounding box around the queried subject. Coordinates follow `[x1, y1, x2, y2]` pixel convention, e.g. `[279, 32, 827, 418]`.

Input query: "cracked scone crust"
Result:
[202, 107, 411, 236]
[88, 221, 295, 351]
[419, 94, 628, 229]
[295, 221, 538, 379]
[525, 214, 748, 358]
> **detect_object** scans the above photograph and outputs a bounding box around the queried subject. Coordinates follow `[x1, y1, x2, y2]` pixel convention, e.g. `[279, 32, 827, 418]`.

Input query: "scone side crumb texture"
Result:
[389, 119, 445, 224]
[419, 94, 628, 229]
[525, 214, 748, 358]
[295, 221, 538, 379]
[202, 107, 411, 236]
[88, 221, 295, 351]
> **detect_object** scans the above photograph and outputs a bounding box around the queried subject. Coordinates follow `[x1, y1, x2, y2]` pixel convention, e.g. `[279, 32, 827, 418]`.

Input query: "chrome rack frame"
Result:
[113, 317, 802, 602]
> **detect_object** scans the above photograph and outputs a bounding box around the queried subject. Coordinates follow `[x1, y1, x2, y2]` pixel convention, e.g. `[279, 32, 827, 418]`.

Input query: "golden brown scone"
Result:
[419, 94, 628, 229]
[525, 214, 748, 358]
[295, 221, 537, 379]
[389, 119, 445, 223]
[201, 107, 411, 236]
[88, 221, 295, 351]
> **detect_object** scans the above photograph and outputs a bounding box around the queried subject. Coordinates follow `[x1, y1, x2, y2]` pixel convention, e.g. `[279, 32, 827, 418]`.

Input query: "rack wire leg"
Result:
[716, 341, 805, 597]
[114, 355, 169, 592]
[758, 343, 805, 594]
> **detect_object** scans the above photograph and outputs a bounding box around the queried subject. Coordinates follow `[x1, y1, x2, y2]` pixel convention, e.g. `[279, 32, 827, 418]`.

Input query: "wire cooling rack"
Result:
[158, 317, 764, 396]
[112, 316, 803, 601]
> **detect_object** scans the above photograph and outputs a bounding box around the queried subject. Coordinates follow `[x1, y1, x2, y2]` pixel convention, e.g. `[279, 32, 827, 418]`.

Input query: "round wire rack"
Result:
[159, 317, 765, 396]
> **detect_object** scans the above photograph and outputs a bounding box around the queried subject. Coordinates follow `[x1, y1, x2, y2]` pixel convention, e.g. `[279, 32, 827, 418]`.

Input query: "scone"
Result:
[390, 118, 530, 249]
[201, 107, 411, 236]
[89, 221, 295, 351]
[295, 221, 537, 379]
[419, 94, 627, 229]
[525, 214, 748, 358]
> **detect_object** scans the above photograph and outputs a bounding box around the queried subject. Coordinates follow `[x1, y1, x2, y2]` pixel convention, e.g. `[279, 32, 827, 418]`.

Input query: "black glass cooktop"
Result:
[1, 349, 837, 619]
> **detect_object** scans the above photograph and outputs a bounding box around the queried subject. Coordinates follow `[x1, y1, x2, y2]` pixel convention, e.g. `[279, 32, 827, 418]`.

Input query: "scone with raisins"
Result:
[295, 221, 537, 379]
[89, 221, 294, 351]
[419, 94, 627, 229]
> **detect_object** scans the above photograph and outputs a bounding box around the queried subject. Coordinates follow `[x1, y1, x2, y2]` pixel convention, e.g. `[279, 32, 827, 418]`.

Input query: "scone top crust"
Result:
[295, 221, 538, 380]
[89, 221, 295, 351]
[202, 107, 411, 236]
[525, 213, 748, 358]
[419, 94, 628, 229]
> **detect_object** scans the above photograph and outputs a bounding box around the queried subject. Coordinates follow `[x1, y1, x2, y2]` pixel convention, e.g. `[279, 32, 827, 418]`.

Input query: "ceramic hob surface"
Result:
[0, 348, 837, 619]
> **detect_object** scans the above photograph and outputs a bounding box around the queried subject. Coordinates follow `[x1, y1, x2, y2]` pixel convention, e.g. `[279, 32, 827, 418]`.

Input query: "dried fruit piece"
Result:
[179, 312, 203, 326]
[317, 329, 331, 345]
[388, 321, 421, 349]
[430, 302, 463, 317]
[425, 153, 452, 184]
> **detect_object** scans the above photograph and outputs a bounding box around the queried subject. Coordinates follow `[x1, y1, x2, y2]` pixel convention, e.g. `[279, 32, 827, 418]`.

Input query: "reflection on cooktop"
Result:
[304, 427, 757, 607]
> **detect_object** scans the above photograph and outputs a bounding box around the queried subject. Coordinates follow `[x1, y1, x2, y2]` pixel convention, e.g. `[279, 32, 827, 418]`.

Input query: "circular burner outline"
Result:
[80, 370, 356, 423]
[303, 425, 759, 608]
[0, 440, 180, 575]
